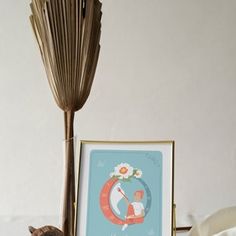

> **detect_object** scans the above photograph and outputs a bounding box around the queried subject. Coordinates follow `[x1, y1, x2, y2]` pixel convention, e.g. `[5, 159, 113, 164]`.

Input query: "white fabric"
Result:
[189, 207, 236, 236]
[131, 202, 144, 215]
[213, 227, 236, 236]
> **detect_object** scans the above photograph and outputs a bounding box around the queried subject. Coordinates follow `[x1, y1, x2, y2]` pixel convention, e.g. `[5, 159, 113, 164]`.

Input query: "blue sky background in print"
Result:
[86, 150, 163, 236]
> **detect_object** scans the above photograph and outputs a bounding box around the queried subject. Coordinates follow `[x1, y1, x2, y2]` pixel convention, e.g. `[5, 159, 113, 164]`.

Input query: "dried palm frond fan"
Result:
[29, 0, 102, 235]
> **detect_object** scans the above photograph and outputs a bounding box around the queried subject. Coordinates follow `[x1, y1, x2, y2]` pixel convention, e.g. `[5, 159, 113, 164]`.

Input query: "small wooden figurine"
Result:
[29, 226, 63, 236]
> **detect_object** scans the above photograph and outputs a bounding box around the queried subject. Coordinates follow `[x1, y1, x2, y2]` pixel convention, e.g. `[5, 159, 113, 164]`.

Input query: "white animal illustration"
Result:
[110, 183, 125, 215]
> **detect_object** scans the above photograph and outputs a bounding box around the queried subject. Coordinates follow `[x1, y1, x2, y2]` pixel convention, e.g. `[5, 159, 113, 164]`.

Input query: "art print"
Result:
[76, 141, 174, 236]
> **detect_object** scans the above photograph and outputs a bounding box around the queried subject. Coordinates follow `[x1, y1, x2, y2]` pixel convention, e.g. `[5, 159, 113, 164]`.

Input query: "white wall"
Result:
[0, 0, 236, 235]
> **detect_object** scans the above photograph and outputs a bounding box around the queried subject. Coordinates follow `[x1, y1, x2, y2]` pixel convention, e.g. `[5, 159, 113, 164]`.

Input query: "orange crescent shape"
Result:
[100, 178, 126, 225]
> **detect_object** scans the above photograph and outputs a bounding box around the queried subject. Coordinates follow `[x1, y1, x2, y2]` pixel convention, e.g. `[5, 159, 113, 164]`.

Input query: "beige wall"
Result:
[0, 0, 236, 234]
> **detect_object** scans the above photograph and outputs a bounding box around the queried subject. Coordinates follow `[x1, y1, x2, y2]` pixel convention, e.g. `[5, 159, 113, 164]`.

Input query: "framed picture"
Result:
[76, 141, 175, 236]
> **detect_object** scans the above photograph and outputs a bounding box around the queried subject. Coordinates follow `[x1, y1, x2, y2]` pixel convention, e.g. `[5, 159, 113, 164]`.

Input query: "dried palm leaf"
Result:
[30, 0, 102, 235]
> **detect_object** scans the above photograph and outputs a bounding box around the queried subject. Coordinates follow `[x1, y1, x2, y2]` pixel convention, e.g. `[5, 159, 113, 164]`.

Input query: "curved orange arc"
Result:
[99, 178, 126, 225]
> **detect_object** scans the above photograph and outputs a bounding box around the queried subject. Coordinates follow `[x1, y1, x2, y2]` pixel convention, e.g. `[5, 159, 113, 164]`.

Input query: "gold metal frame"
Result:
[75, 140, 175, 236]
[173, 204, 177, 236]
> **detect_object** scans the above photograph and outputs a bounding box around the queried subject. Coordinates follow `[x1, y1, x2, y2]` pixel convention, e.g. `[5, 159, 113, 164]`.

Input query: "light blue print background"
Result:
[86, 150, 163, 236]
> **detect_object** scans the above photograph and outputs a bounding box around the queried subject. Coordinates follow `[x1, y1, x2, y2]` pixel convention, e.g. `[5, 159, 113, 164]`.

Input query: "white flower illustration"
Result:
[114, 163, 134, 179]
[134, 169, 142, 178]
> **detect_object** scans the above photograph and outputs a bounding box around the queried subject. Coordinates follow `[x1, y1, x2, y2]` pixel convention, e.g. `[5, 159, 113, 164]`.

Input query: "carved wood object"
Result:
[29, 226, 63, 236]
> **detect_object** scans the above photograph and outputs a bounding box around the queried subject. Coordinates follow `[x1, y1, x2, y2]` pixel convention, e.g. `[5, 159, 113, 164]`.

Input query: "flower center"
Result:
[119, 167, 128, 174]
